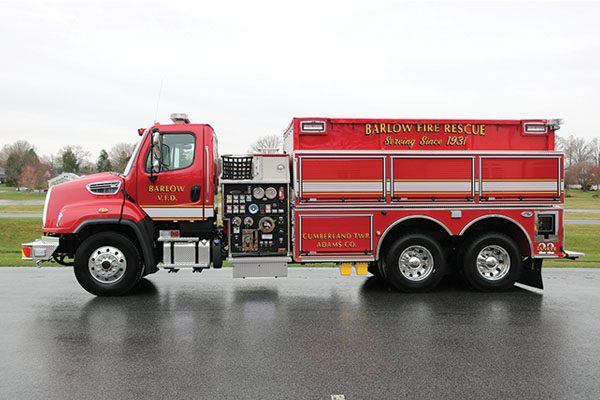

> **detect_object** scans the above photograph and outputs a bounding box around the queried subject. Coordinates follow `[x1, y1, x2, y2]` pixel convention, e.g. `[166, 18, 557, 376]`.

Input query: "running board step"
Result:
[232, 257, 290, 278]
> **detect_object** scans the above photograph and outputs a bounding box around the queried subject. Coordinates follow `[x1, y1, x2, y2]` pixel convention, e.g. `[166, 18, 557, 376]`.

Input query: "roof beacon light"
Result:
[170, 113, 190, 124]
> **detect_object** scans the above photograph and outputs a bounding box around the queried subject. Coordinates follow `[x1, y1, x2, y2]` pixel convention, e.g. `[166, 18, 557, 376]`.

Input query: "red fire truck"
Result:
[22, 114, 582, 295]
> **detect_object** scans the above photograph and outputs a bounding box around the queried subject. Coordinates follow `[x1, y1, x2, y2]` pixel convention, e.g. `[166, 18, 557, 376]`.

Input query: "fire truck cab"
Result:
[22, 114, 582, 296]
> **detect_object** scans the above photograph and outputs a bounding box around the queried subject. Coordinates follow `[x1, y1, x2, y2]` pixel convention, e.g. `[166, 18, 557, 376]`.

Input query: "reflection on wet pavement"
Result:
[1, 268, 599, 399]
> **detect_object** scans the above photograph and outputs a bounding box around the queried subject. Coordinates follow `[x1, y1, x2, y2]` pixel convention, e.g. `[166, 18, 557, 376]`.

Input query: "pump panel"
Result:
[223, 183, 289, 257]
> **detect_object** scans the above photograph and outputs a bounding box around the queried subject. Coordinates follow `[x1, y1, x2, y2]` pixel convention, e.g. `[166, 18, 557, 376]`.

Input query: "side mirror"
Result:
[151, 129, 163, 174]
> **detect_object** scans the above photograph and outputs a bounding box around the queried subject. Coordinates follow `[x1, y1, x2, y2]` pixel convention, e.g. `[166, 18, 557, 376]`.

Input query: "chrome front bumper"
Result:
[21, 236, 60, 262]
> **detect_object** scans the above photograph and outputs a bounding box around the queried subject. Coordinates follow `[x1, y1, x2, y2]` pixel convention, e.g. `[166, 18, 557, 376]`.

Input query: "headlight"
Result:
[42, 186, 53, 227]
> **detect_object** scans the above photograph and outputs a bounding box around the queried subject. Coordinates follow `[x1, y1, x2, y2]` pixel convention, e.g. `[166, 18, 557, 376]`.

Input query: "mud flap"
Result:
[517, 258, 543, 289]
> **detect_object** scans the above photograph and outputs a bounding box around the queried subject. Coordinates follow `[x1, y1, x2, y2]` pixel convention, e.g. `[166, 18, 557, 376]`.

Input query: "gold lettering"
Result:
[420, 136, 442, 146]
[303, 232, 369, 242]
[353, 233, 370, 239]
[384, 136, 416, 148]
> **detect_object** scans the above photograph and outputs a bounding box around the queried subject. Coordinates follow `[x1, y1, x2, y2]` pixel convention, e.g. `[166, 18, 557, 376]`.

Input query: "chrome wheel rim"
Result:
[88, 246, 127, 284]
[476, 245, 510, 281]
[398, 245, 434, 281]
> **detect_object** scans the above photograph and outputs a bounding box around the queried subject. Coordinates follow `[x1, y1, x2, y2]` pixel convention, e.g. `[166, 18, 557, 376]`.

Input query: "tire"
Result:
[383, 234, 446, 292]
[461, 232, 521, 292]
[74, 232, 143, 296]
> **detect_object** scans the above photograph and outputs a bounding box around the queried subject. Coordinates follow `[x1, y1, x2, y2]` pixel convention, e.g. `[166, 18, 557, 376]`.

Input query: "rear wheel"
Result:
[384, 234, 446, 292]
[74, 232, 142, 296]
[461, 232, 521, 292]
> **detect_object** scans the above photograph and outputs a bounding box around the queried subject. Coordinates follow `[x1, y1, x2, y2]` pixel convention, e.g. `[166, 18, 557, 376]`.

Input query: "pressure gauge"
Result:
[243, 216, 254, 227]
[248, 203, 259, 214]
[232, 217, 242, 226]
[258, 217, 275, 233]
[252, 187, 265, 199]
[265, 187, 277, 200]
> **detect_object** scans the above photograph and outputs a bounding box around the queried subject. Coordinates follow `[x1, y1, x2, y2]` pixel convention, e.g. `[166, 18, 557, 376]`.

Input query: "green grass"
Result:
[1, 218, 597, 267]
[564, 212, 600, 220]
[544, 224, 600, 267]
[0, 205, 43, 213]
[0, 186, 598, 268]
[564, 190, 600, 210]
[0, 218, 43, 266]
[0, 186, 598, 208]
[0, 186, 46, 201]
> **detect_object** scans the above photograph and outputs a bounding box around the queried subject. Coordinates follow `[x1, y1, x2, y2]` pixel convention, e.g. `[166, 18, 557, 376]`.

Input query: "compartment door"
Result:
[298, 214, 373, 257]
[299, 156, 385, 202]
[391, 156, 474, 202]
[480, 156, 561, 201]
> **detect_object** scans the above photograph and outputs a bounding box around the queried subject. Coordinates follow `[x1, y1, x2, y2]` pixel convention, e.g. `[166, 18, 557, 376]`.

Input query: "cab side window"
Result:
[145, 133, 195, 172]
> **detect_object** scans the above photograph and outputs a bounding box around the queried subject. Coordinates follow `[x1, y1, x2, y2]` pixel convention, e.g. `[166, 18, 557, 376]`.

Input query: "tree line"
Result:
[1, 134, 598, 190]
[558, 136, 600, 190]
[0, 141, 135, 189]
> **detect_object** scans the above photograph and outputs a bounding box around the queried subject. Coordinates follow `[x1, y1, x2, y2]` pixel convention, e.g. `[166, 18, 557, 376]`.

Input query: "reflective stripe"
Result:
[394, 181, 471, 192]
[482, 181, 557, 191]
[301, 179, 558, 195]
[142, 207, 214, 219]
[303, 181, 383, 192]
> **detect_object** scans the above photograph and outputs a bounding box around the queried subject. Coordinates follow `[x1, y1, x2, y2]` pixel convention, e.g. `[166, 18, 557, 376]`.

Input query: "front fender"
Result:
[43, 198, 126, 234]
[122, 200, 149, 222]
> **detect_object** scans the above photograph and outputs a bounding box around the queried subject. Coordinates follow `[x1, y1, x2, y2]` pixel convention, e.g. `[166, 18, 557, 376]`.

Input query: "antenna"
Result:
[154, 79, 164, 124]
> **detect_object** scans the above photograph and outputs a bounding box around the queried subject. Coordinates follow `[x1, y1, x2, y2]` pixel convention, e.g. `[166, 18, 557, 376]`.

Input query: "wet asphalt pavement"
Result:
[1, 268, 599, 400]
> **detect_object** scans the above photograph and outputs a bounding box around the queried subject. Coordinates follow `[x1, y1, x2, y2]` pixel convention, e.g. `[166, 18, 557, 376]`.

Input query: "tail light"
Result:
[21, 245, 32, 259]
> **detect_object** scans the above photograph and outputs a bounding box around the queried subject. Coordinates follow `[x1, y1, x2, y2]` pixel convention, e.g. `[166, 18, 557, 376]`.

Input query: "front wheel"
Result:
[461, 232, 521, 292]
[383, 234, 446, 292]
[74, 232, 142, 296]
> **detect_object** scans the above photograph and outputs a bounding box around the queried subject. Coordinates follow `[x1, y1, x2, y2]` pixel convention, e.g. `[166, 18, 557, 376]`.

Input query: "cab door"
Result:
[136, 126, 208, 221]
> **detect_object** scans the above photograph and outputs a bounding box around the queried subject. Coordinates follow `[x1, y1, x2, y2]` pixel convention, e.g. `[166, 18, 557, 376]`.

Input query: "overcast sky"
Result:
[1, 0, 599, 163]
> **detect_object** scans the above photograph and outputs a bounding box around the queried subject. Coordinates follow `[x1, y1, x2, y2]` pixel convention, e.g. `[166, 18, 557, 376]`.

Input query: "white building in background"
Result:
[48, 173, 79, 187]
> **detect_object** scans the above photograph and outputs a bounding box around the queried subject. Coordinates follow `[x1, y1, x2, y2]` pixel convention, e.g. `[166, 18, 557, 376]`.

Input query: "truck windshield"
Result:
[122, 131, 146, 177]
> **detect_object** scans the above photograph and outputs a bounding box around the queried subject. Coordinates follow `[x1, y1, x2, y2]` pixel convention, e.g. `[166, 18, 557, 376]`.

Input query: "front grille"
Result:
[87, 181, 121, 195]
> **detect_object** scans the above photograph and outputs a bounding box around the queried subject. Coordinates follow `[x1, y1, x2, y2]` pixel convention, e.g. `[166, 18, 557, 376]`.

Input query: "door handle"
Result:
[191, 185, 201, 202]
